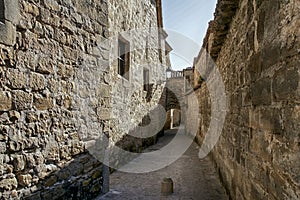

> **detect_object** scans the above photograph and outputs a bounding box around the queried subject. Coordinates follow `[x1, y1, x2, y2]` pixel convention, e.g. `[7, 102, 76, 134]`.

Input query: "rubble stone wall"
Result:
[187, 0, 300, 199]
[0, 0, 169, 199]
[107, 0, 167, 147]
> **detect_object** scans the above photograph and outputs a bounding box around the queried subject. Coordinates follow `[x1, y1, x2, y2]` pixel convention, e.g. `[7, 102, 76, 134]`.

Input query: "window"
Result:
[159, 49, 163, 63]
[143, 68, 150, 91]
[0, 0, 4, 23]
[118, 37, 130, 80]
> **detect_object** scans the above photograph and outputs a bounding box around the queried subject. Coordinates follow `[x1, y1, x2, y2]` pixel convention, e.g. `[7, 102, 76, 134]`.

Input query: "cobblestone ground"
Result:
[96, 128, 228, 200]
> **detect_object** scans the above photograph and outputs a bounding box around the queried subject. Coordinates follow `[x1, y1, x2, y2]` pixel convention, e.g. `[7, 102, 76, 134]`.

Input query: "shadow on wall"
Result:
[23, 152, 104, 200]
[24, 110, 163, 200]
[23, 105, 166, 200]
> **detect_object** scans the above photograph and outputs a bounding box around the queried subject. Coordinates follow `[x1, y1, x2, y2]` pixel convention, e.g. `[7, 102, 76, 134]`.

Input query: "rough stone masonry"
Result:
[0, 0, 168, 199]
[186, 0, 300, 199]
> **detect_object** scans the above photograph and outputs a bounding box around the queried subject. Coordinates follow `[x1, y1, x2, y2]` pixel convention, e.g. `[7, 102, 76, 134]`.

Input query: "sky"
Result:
[162, 0, 218, 70]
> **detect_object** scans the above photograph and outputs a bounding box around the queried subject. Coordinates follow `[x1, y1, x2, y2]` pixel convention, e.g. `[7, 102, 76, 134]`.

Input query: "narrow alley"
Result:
[97, 127, 228, 200]
[0, 0, 299, 199]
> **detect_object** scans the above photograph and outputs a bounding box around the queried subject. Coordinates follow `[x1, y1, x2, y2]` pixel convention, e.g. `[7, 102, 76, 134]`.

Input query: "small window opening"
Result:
[143, 68, 150, 92]
[159, 49, 163, 63]
[118, 37, 130, 80]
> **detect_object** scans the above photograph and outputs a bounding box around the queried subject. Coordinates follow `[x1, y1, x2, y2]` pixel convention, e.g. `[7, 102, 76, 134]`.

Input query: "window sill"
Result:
[117, 74, 130, 83]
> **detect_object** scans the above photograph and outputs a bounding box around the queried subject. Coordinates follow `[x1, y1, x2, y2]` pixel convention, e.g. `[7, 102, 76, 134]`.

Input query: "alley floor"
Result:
[96, 128, 228, 200]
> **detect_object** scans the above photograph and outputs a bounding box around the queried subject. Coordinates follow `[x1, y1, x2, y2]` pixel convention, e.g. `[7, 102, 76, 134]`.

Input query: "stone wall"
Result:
[187, 0, 300, 199]
[0, 0, 111, 198]
[1, 0, 170, 198]
[107, 0, 168, 149]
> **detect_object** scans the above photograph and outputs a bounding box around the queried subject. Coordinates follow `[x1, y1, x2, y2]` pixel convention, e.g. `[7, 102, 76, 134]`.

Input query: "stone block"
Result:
[63, 45, 78, 61]
[6, 69, 27, 89]
[3, 0, 20, 25]
[13, 90, 33, 110]
[0, 141, 6, 153]
[25, 112, 38, 123]
[0, 20, 17, 46]
[42, 186, 66, 200]
[29, 72, 46, 91]
[48, 79, 59, 93]
[61, 19, 75, 33]
[56, 168, 71, 181]
[43, 0, 60, 11]
[97, 108, 111, 120]
[257, 10, 265, 43]
[97, 12, 108, 26]
[283, 105, 300, 140]
[250, 182, 267, 200]
[273, 67, 299, 101]
[0, 175, 18, 190]
[259, 108, 282, 134]
[44, 175, 57, 187]
[0, 91, 12, 111]
[261, 43, 281, 71]
[247, 52, 262, 82]
[17, 174, 32, 187]
[36, 57, 54, 74]
[13, 155, 26, 172]
[9, 110, 20, 122]
[34, 21, 44, 35]
[250, 78, 271, 106]
[97, 84, 111, 97]
[33, 95, 53, 110]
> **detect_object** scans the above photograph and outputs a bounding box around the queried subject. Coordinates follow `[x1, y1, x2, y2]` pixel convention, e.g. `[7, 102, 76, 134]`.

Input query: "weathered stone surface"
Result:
[97, 108, 111, 120]
[9, 110, 20, 122]
[13, 155, 26, 172]
[97, 84, 111, 97]
[187, 0, 300, 199]
[0, 0, 168, 199]
[17, 174, 33, 187]
[36, 57, 54, 74]
[250, 78, 271, 106]
[0, 175, 18, 190]
[13, 90, 32, 110]
[33, 95, 53, 110]
[29, 72, 45, 91]
[44, 175, 57, 187]
[273, 67, 299, 101]
[0, 91, 12, 111]
[0, 20, 17, 46]
[0, 142, 6, 153]
[6, 69, 27, 89]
